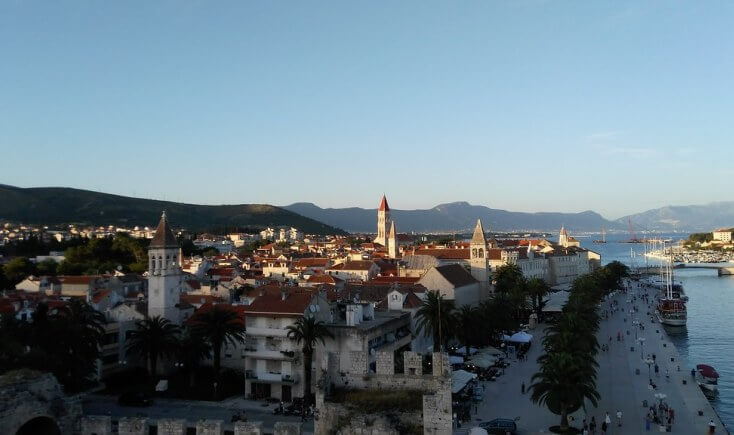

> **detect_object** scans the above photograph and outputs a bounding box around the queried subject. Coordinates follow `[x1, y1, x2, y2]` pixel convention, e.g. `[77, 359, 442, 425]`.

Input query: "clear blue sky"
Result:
[1, 1, 732, 219]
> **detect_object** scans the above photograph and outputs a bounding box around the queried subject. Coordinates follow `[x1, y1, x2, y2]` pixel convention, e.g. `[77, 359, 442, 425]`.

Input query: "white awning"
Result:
[449, 355, 465, 365]
[508, 331, 533, 343]
[451, 369, 477, 394]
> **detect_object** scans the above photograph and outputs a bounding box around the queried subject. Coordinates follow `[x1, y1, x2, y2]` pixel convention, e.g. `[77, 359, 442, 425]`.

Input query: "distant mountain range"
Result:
[285, 201, 734, 233]
[0, 185, 346, 235]
[284, 201, 614, 233]
[2, 184, 730, 234]
[614, 202, 734, 232]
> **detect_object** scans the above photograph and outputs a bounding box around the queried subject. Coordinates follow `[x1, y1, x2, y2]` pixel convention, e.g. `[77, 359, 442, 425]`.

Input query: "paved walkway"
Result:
[464, 279, 726, 434]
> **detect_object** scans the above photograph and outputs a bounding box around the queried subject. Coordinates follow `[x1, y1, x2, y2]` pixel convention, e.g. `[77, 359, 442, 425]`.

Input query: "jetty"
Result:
[634, 265, 734, 277]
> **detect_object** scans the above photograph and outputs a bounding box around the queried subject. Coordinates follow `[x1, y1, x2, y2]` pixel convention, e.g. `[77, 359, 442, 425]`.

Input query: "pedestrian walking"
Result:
[709, 419, 716, 434]
[590, 416, 597, 434]
[665, 369, 670, 381]
[605, 411, 611, 426]
[521, 381, 525, 394]
[616, 409, 622, 427]
[601, 420, 607, 435]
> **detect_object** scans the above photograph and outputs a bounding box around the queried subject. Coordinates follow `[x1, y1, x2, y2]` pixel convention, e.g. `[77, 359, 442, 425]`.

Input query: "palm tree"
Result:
[178, 329, 211, 387]
[493, 263, 524, 294]
[286, 316, 334, 407]
[190, 305, 245, 393]
[527, 278, 550, 320]
[126, 316, 181, 381]
[529, 351, 600, 432]
[415, 290, 455, 352]
[53, 299, 106, 391]
[455, 305, 478, 358]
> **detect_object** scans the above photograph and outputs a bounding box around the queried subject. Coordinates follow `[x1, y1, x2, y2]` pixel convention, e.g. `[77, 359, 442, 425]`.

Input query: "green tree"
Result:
[493, 263, 524, 294]
[36, 259, 59, 276]
[415, 290, 455, 352]
[178, 329, 212, 387]
[191, 305, 246, 397]
[3, 257, 36, 285]
[527, 278, 550, 320]
[455, 305, 478, 358]
[286, 316, 334, 407]
[529, 351, 600, 432]
[126, 316, 181, 381]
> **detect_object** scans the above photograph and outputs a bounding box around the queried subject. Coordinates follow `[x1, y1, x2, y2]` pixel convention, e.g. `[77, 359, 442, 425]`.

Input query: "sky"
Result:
[1, 1, 733, 220]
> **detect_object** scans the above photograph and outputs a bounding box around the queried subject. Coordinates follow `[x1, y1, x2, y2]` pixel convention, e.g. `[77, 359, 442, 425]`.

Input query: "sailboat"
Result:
[657, 240, 687, 327]
[592, 226, 607, 244]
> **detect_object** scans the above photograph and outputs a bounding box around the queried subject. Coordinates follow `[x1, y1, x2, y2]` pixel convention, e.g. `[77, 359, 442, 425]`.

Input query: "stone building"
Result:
[0, 370, 81, 435]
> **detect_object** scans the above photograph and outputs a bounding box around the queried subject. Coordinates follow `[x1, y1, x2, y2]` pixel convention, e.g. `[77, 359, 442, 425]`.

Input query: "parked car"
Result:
[117, 392, 152, 407]
[478, 418, 518, 434]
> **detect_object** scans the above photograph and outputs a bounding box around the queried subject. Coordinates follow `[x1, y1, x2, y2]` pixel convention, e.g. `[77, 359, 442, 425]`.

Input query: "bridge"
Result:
[634, 265, 734, 276]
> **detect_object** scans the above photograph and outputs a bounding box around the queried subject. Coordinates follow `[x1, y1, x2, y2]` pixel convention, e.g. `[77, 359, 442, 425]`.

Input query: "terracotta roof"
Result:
[180, 294, 225, 305]
[294, 258, 329, 268]
[59, 275, 101, 285]
[91, 290, 111, 303]
[378, 194, 389, 212]
[369, 276, 419, 284]
[149, 211, 178, 248]
[329, 260, 376, 271]
[243, 292, 313, 317]
[189, 303, 245, 326]
[433, 264, 478, 287]
[402, 291, 424, 309]
[307, 274, 343, 284]
[413, 248, 470, 260]
[487, 248, 503, 260]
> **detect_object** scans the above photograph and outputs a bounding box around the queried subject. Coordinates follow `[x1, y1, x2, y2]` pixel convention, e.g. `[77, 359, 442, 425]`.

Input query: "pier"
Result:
[635, 265, 734, 277]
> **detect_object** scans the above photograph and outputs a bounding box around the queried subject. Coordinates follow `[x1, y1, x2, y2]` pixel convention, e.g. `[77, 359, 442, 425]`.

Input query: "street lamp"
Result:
[632, 320, 640, 339]
[644, 358, 654, 380]
[638, 337, 646, 360]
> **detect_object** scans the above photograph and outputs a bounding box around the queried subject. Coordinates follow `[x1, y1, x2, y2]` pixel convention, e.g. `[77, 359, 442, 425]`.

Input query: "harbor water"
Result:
[581, 233, 734, 429]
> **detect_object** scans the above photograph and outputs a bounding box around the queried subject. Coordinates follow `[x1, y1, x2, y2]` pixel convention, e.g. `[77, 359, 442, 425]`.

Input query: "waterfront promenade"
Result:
[466, 279, 725, 434]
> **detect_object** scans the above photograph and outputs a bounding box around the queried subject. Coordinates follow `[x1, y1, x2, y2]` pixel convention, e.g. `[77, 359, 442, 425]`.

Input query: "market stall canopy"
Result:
[456, 346, 479, 356]
[508, 331, 533, 343]
[467, 351, 498, 369]
[449, 355, 464, 365]
[452, 370, 477, 394]
[483, 346, 505, 356]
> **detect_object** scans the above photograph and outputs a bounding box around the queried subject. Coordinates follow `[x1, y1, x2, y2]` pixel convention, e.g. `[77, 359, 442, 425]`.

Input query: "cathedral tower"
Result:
[374, 194, 390, 247]
[388, 220, 398, 259]
[470, 219, 490, 292]
[147, 211, 183, 323]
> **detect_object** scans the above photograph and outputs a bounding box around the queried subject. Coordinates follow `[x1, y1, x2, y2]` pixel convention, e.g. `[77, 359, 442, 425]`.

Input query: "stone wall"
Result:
[79, 417, 304, 435]
[315, 352, 452, 435]
[0, 371, 81, 435]
[350, 350, 368, 375]
[119, 417, 147, 435]
[375, 351, 394, 375]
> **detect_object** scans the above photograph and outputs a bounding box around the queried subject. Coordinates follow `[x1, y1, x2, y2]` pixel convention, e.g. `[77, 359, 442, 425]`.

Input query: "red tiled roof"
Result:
[294, 258, 329, 268]
[413, 248, 470, 260]
[243, 292, 313, 317]
[307, 275, 343, 284]
[91, 290, 111, 303]
[328, 260, 375, 271]
[378, 194, 389, 212]
[369, 276, 420, 284]
[59, 275, 101, 285]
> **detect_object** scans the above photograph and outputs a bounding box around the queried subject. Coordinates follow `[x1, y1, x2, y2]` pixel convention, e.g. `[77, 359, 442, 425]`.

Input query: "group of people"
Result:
[580, 410, 623, 434]
[646, 402, 675, 431]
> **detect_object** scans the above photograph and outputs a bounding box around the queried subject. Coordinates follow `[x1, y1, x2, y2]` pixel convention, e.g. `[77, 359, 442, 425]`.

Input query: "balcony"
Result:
[243, 348, 296, 361]
[245, 326, 288, 337]
[245, 371, 297, 383]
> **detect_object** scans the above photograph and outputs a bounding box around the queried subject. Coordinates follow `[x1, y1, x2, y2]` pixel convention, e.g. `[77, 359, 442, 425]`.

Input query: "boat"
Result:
[697, 364, 720, 385]
[698, 382, 718, 400]
[656, 241, 687, 327]
[592, 226, 607, 244]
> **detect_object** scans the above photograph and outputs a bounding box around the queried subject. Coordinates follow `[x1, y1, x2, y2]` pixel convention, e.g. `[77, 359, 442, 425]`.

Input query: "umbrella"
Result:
[469, 428, 488, 435]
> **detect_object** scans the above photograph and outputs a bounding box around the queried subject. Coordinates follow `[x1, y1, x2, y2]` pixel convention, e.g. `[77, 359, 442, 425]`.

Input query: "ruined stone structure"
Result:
[315, 351, 452, 435]
[79, 418, 302, 435]
[0, 370, 82, 435]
